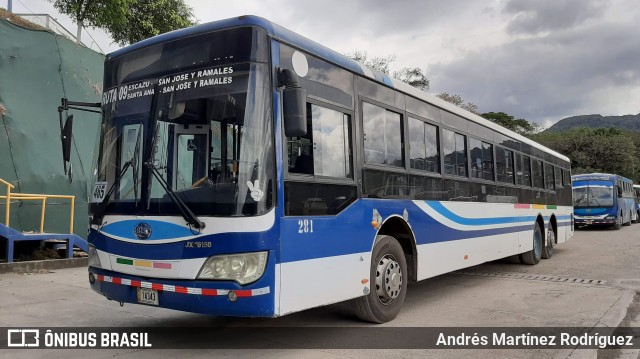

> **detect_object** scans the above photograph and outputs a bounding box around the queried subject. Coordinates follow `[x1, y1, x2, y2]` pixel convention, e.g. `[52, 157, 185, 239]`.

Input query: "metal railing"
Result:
[0, 178, 75, 234]
[11, 13, 104, 53]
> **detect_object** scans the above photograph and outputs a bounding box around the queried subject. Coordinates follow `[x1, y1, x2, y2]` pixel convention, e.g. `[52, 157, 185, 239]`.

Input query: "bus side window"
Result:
[287, 103, 352, 178]
[363, 102, 403, 167]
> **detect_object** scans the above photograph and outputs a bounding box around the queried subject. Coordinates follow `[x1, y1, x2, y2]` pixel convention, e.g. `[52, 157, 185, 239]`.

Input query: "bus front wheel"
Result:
[613, 213, 622, 230]
[521, 221, 542, 265]
[352, 235, 407, 323]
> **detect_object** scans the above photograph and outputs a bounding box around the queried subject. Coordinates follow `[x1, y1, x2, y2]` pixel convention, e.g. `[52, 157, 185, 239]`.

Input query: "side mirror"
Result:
[278, 69, 307, 137]
[61, 114, 73, 163]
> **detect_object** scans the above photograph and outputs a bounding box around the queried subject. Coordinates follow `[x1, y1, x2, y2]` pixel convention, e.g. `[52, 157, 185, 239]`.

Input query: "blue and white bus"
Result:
[572, 173, 637, 229]
[59, 16, 574, 323]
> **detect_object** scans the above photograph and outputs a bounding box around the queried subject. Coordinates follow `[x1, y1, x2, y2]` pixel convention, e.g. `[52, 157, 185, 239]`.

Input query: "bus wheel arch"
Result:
[375, 216, 417, 283]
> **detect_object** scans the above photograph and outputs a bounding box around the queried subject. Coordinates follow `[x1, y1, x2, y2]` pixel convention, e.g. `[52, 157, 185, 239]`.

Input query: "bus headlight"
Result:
[197, 252, 268, 285]
[88, 244, 102, 269]
[606, 216, 616, 220]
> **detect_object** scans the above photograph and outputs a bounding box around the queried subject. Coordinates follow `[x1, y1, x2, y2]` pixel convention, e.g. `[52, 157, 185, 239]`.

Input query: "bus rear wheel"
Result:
[521, 221, 542, 265]
[541, 225, 555, 259]
[352, 235, 407, 323]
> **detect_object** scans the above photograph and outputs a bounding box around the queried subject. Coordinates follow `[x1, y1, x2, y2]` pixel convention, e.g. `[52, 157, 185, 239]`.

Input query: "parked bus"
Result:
[58, 16, 573, 323]
[572, 173, 637, 229]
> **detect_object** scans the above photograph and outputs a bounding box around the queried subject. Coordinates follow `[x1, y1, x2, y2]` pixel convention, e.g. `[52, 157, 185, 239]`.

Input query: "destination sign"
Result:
[102, 65, 238, 106]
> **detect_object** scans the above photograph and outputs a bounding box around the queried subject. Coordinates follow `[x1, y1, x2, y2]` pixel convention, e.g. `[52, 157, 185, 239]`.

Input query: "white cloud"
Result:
[20, 0, 640, 125]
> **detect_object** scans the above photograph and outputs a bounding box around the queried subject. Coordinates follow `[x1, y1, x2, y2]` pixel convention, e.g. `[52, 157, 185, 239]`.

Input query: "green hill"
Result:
[547, 113, 640, 131]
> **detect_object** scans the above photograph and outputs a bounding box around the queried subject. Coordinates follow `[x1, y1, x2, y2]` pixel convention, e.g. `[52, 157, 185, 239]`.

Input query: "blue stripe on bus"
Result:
[426, 201, 537, 225]
[90, 199, 571, 264]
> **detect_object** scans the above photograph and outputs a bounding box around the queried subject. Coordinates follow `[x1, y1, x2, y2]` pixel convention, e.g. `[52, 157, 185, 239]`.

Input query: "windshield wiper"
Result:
[145, 161, 205, 230]
[131, 129, 141, 205]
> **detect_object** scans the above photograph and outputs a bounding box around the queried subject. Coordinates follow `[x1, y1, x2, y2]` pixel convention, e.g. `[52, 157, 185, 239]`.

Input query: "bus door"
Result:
[172, 124, 209, 191]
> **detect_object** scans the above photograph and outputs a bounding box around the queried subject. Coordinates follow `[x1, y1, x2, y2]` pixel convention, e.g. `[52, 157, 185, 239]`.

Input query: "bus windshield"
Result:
[93, 27, 274, 218]
[573, 183, 614, 208]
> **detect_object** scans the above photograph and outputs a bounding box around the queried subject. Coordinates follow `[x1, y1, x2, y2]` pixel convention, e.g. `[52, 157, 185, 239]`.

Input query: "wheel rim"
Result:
[534, 225, 542, 258]
[375, 254, 402, 305]
[547, 229, 555, 249]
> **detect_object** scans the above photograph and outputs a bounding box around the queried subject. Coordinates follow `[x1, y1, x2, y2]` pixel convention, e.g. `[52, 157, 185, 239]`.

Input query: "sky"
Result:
[8, 0, 640, 128]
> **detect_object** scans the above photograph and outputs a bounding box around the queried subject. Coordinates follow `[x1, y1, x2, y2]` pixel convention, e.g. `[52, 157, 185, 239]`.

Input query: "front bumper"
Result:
[88, 251, 277, 317]
[574, 218, 615, 226]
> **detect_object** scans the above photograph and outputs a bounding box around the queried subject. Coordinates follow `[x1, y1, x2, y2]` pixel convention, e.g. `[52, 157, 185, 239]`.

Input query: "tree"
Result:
[52, 0, 128, 44]
[533, 128, 640, 181]
[105, 0, 195, 46]
[481, 111, 543, 136]
[437, 92, 478, 114]
[52, 0, 194, 47]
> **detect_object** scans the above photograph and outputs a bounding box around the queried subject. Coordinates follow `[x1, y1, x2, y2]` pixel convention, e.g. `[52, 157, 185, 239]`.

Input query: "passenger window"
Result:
[563, 168, 571, 186]
[470, 138, 493, 181]
[288, 103, 351, 178]
[522, 155, 532, 187]
[555, 167, 562, 188]
[443, 129, 467, 177]
[496, 147, 514, 184]
[544, 163, 555, 190]
[532, 159, 544, 188]
[363, 102, 403, 167]
[408, 117, 439, 173]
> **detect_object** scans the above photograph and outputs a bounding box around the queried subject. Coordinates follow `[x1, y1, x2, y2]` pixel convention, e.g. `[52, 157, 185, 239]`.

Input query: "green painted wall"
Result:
[0, 18, 104, 237]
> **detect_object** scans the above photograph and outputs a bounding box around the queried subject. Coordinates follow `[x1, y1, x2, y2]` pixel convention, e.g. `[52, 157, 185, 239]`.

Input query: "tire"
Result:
[613, 214, 622, 230]
[541, 224, 555, 259]
[521, 221, 543, 265]
[352, 235, 407, 323]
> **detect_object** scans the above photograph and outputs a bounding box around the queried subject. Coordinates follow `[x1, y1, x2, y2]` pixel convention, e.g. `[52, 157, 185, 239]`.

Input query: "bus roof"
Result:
[108, 15, 570, 164]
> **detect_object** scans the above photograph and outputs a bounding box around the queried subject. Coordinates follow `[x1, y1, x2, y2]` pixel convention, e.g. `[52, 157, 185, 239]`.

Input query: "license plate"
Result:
[585, 220, 593, 224]
[137, 288, 159, 305]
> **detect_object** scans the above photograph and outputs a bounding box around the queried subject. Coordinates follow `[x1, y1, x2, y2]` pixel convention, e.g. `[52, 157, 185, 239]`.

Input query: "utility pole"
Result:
[7, 0, 13, 13]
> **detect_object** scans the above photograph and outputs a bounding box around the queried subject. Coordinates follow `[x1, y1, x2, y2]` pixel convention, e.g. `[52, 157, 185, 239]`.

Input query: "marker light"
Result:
[88, 244, 102, 269]
[197, 251, 268, 285]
